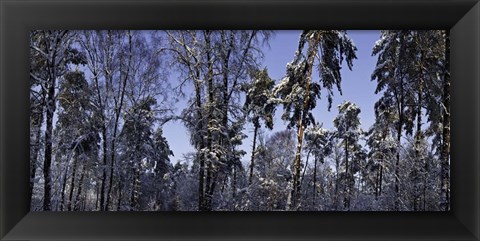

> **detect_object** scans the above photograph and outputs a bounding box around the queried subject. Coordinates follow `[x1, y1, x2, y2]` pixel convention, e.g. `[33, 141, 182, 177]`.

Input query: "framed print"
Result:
[1, 0, 479, 240]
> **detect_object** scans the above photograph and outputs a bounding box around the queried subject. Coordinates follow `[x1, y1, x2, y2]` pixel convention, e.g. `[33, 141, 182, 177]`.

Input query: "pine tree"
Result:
[244, 68, 276, 185]
[303, 124, 332, 209]
[372, 30, 448, 210]
[366, 96, 397, 201]
[254, 130, 296, 211]
[120, 96, 157, 210]
[333, 101, 363, 210]
[30, 30, 86, 210]
[55, 71, 100, 210]
[274, 30, 357, 209]
[372, 30, 416, 210]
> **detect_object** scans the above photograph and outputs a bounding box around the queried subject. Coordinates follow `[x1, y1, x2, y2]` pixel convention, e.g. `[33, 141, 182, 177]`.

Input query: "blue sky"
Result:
[162, 30, 382, 165]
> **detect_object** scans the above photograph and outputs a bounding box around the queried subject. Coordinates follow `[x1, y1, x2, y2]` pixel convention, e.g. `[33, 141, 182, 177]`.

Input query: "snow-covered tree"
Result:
[372, 30, 449, 210]
[274, 30, 357, 209]
[79, 30, 132, 210]
[333, 101, 363, 210]
[28, 30, 449, 212]
[30, 30, 86, 210]
[302, 124, 332, 209]
[119, 96, 158, 210]
[166, 30, 270, 210]
[55, 71, 100, 211]
[366, 96, 397, 203]
[372, 30, 416, 210]
[241, 130, 296, 211]
[244, 68, 276, 185]
[79, 30, 170, 210]
[439, 30, 450, 211]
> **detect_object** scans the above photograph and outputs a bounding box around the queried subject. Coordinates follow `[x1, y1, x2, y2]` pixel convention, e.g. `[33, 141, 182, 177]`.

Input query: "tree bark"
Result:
[301, 150, 311, 186]
[95, 182, 100, 210]
[394, 108, 402, 210]
[98, 31, 116, 212]
[117, 180, 123, 211]
[73, 162, 87, 211]
[334, 149, 340, 209]
[375, 166, 379, 199]
[106, 30, 132, 211]
[232, 166, 237, 210]
[414, 65, 424, 211]
[40, 30, 69, 211]
[414, 33, 431, 210]
[194, 74, 206, 211]
[67, 157, 78, 211]
[378, 164, 383, 197]
[59, 163, 69, 211]
[82, 31, 108, 211]
[290, 34, 320, 210]
[249, 124, 259, 185]
[344, 139, 350, 210]
[99, 126, 108, 211]
[203, 30, 215, 211]
[393, 32, 407, 211]
[440, 30, 450, 211]
[42, 67, 57, 211]
[29, 92, 45, 204]
[312, 155, 318, 209]
[130, 162, 140, 210]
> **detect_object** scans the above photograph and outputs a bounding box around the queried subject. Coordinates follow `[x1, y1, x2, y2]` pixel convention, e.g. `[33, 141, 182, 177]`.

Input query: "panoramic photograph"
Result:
[29, 30, 450, 211]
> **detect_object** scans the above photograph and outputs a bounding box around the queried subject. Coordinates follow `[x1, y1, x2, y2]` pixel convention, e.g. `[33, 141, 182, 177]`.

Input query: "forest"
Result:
[30, 30, 450, 211]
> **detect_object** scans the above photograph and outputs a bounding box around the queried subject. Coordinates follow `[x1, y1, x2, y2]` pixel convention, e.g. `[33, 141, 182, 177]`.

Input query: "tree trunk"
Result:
[98, 31, 117, 212]
[130, 163, 140, 210]
[95, 182, 100, 210]
[344, 139, 350, 210]
[167, 31, 206, 211]
[89, 63, 109, 211]
[42, 74, 57, 211]
[205, 170, 219, 211]
[194, 73, 206, 211]
[67, 157, 78, 211]
[414, 41, 426, 210]
[301, 150, 311, 186]
[83, 33, 109, 211]
[312, 155, 318, 209]
[221, 30, 233, 132]
[379, 164, 383, 197]
[249, 125, 259, 185]
[232, 166, 237, 210]
[375, 166, 379, 199]
[73, 162, 87, 211]
[414, 68, 424, 211]
[395, 112, 402, 210]
[393, 32, 407, 211]
[334, 150, 340, 210]
[220, 175, 227, 194]
[106, 30, 132, 211]
[59, 163, 69, 211]
[99, 127, 108, 211]
[117, 180, 123, 211]
[29, 93, 45, 203]
[290, 35, 320, 210]
[440, 30, 450, 211]
[203, 30, 216, 211]
[40, 30, 71, 211]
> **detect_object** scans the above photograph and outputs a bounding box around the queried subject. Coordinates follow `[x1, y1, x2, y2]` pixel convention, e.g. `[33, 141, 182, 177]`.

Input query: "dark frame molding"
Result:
[1, 0, 479, 240]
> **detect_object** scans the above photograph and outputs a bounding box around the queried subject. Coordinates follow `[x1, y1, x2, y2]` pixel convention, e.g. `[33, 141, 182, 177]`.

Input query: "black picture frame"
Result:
[1, 0, 479, 240]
